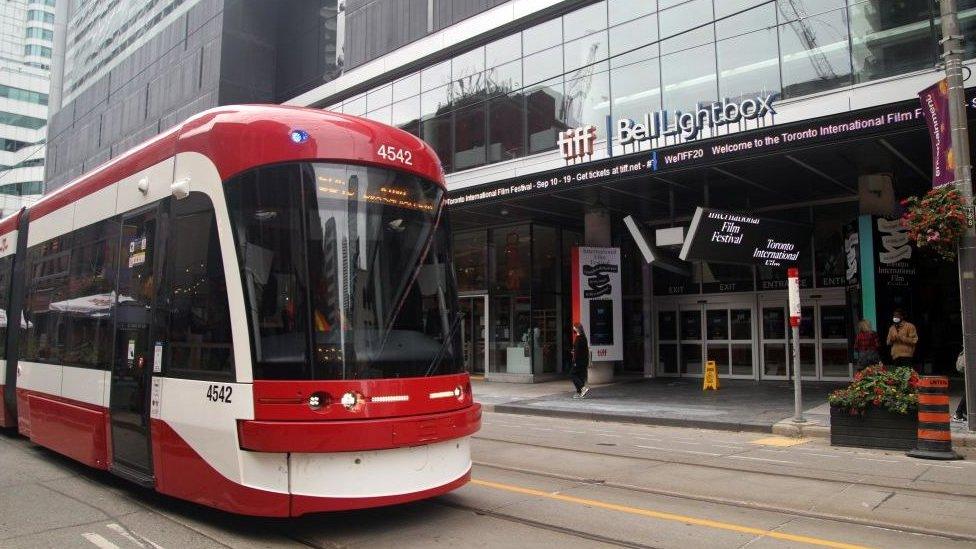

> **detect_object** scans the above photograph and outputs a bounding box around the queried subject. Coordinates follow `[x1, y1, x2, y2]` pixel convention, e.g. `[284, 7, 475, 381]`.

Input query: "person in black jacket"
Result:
[571, 322, 590, 398]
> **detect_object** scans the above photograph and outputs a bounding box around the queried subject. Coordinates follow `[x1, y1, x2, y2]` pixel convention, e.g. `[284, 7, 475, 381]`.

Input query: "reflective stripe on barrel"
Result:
[907, 375, 960, 460]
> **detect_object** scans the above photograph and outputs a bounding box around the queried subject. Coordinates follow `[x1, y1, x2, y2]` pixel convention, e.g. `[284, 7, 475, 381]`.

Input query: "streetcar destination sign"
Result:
[679, 207, 811, 267]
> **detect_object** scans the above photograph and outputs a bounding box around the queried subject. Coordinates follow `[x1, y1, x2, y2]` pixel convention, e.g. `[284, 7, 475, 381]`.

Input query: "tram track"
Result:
[472, 433, 976, 499]
[432, 498, 660, 549]
[470, 436, 976, 543]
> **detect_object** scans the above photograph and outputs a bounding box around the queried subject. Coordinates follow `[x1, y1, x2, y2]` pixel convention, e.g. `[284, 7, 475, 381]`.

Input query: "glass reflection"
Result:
[717, 28, 781, 103]
[849, 0, 937, 83]
[661, 42, 718, 115]
[779, 9, 852, 98]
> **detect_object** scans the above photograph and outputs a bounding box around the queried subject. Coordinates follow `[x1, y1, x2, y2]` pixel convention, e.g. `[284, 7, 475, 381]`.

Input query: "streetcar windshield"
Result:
[226, 162, 462, 380]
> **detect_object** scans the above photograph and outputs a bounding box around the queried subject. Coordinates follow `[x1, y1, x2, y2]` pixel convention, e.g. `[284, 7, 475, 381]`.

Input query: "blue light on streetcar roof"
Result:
[290, 129, 309, 143]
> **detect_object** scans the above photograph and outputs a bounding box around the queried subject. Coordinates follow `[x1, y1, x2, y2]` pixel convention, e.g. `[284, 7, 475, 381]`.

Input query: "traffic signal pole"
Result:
[938, 0, 976, 431]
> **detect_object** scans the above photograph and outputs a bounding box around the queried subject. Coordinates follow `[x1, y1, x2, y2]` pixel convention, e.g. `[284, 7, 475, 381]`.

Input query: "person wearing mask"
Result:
[571, 322, 590, 399]
[854, 319, 880, 370]
[886, 309, 918, 369]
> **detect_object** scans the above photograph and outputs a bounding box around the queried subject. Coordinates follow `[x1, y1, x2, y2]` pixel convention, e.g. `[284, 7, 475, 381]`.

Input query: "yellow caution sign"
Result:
[703, 360, 719, 391]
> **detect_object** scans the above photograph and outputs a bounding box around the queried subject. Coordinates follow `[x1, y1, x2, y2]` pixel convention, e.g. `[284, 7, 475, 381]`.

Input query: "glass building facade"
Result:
[327, 0, 976, 175]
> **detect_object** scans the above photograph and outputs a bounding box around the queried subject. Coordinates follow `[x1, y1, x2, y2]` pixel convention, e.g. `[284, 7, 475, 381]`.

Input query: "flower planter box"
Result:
[830, 405, 918, 451]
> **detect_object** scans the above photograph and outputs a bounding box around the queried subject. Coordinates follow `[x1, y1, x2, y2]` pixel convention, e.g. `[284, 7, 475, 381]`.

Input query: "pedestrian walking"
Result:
[854, 318, 880, 370]
[886, 308, 918, 370]
[954, 350, 967, 422]
[571, 322, 589, 399]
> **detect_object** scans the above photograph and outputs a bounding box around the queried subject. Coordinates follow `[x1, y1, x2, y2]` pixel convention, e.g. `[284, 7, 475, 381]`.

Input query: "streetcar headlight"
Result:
[308, 392, 330, 411]
[340, 391, 361, 410]
[454, 385, 463, 400]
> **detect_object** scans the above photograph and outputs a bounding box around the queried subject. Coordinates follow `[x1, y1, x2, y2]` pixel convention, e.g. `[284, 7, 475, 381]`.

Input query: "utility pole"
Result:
[938, 0, 976, 431]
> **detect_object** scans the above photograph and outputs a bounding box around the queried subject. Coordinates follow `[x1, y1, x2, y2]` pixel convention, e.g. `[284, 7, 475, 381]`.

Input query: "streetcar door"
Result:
[109, 208, 159, 479]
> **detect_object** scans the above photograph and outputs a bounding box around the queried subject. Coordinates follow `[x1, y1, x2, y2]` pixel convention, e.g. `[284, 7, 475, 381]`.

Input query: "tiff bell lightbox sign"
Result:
[679, 207, 811, 267]
[617, 94, 779, 145]
[557, 94, 779, 162]
[571, 247, 623, 362]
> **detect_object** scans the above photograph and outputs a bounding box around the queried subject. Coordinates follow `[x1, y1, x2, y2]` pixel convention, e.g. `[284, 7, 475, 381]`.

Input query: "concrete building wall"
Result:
[343, 0, 511, 70]
[45, 0, 224, 191]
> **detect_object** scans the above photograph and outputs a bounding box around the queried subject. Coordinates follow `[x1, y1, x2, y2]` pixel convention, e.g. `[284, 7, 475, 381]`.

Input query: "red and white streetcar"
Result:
[0, 105, 480, 516]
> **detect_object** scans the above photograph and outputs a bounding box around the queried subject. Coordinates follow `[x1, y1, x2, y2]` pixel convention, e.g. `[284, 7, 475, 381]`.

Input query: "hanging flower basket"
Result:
[900, 185, 967, 260]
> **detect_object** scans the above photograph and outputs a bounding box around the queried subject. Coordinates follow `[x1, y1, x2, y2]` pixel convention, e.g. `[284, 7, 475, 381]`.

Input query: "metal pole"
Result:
[938, 0, 976, 432]
[788, 267, 805, 423]
[792, 325, 805, 423]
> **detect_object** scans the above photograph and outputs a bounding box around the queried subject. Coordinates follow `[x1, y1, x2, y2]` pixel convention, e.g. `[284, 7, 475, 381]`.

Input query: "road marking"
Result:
[729, 455, 797, 465]
[635, 444, 722, 456]
[470, 479, 869, 549]
[751, 436, 811, 447]
[106, 523, 165, 549]
[82, 533, 121, 549]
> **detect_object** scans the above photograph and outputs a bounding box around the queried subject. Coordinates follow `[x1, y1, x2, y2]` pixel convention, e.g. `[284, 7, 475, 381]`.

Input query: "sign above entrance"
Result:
[679, 207, 811, 267]
[618, 94, 779, 145]
[558, 125, 597, 163]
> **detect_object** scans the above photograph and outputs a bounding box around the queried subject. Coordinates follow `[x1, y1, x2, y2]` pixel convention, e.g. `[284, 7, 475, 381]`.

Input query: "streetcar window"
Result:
[61, 220, 120, 370]
[158, 193, 234, 381]
[0, 254, 12, 357]
[21, 233, 71, 364]
[226, 164, 310, 379]
[226, 161, 462, 380]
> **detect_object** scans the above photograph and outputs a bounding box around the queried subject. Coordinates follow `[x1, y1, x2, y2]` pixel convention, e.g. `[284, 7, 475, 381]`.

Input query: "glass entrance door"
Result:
[658, 299, 757, 378]
[705, 305, 755, 378]
[459, 295, 487, 374]
[110, 207, 160, 476]
[759, 293, 852, 380]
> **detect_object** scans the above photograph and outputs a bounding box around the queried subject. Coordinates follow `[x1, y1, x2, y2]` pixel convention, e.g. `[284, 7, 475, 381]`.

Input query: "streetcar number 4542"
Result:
[377, 145, 412, 165]
[206, 384, 233, 403]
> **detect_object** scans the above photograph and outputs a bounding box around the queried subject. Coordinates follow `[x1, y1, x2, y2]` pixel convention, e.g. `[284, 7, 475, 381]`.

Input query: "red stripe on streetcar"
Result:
[239, 404, 481, 453]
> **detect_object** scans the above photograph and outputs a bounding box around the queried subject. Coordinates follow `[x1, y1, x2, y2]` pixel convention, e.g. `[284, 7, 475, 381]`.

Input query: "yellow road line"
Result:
[470, 479, 870, 549]
[750, 436, 812, 447]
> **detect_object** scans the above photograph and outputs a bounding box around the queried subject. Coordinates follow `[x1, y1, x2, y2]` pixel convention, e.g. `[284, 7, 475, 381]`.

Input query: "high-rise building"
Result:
[44, 0, 339, 190]
[0, 0, 55, 218]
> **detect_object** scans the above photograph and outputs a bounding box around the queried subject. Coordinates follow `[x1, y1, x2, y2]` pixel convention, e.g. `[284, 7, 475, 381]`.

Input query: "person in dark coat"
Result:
[571, 322, 590, 398]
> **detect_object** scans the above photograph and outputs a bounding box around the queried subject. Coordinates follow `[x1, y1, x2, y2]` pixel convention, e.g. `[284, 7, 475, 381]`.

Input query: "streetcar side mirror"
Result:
[171, 177, 190, 199]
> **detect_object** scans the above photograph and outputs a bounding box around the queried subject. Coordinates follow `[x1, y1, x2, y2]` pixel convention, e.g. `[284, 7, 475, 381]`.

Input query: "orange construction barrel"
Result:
[907, 376, 962, 460]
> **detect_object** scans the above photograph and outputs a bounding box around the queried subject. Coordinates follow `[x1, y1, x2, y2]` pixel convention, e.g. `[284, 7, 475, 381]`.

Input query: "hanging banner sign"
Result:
[571, 247, 623, 362]
[918, 78, 955, 187]
[679, 207, 811, 267]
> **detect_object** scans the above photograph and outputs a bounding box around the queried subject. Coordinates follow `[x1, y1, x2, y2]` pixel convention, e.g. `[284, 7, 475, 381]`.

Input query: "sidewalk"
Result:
[474, 376, 844, 432]
[473, 376, 976, 450]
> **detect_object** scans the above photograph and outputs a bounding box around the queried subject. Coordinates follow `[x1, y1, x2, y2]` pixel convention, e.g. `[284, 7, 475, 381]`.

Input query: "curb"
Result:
[491, 403, 774, 433]
[771, 419, 830, 439]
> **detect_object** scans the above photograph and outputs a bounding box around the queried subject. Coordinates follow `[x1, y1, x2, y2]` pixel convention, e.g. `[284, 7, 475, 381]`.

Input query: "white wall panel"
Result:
[28, 203, 74, 246]
[60, 366, 108, 407]
[73, 183, 119, 230]
[17, 361, 62, 397]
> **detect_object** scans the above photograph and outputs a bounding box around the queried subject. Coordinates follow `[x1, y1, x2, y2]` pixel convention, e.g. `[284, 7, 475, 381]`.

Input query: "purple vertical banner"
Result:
[918, 78, 955, 187]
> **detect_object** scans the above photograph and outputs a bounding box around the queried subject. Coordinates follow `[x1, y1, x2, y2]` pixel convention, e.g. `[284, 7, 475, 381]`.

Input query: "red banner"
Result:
[918, 79, 955, 187]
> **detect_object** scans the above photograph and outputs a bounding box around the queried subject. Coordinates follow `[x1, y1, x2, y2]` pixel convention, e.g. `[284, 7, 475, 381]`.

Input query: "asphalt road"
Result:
[3, 412, 976, 548]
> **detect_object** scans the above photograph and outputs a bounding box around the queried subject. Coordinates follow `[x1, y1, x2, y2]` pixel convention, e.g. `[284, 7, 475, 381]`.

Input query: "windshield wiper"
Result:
[424, 311, 464, 376]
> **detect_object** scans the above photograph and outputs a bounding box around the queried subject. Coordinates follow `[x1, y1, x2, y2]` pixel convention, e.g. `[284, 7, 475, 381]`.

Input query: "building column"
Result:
[585, 206, 615, 384]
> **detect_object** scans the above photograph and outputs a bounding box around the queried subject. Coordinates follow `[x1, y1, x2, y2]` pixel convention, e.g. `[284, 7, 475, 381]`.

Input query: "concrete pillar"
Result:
[584, 206, 615, 384]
